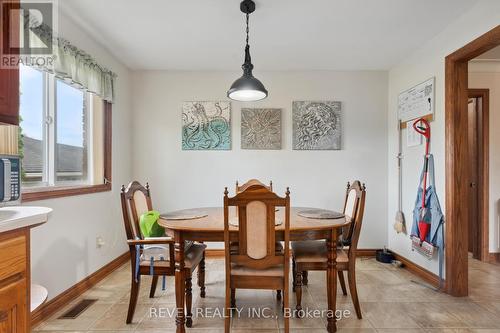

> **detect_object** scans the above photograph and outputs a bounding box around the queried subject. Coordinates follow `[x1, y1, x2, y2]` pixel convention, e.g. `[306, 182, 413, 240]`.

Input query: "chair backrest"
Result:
[235, 179, 273, 194]
[224, 183, 290, 271]
[341, 181, 366, 258]
[120, 181, 153, 240]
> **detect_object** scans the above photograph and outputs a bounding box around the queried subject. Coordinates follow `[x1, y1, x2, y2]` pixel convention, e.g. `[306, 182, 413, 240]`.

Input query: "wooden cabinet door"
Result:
[0, 0, 20, 125]
[0, 68, 19, 125]
[0, 278, 27, 333]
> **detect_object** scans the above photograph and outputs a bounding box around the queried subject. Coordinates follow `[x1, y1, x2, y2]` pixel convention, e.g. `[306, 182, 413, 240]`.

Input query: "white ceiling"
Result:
[60, 0, 478, 71]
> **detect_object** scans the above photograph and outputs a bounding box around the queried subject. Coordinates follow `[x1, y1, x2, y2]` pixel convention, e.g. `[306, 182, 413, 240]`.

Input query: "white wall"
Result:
[132, 70, 388, 249]
[387, 1, 500, 275]
[469, 62, 500, 252]
[26, 11, 132, 300]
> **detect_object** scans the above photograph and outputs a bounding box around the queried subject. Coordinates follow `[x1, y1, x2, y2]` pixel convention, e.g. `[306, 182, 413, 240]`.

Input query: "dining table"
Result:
[158, 206, 349, 333]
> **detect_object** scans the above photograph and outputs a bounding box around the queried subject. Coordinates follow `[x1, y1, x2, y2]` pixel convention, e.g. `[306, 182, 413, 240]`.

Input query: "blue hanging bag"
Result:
[410, 154, 445, 288]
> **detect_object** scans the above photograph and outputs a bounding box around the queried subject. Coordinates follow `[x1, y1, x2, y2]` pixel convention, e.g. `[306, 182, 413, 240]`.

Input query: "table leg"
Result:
[174, 233, 186, 333]
[326, 229, 338, 333]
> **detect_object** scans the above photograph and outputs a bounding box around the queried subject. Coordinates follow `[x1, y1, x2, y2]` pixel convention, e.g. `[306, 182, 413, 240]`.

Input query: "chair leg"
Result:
[338, 271, 347, 296]
[292, 259, 296, 292]
[149, 276, 158, 298]
[126, 276, 140, 324]
[294, 269, 303, 317]
[277, 290, 282, 300]
[283, 284, 290, 333]
[198, 254, 206, 298]
[225, 285, 231, 333]
[185, 276, 193, 327]
[347, 269, 362, 319]
[230, 288, 236, 308]
[302, 271, 308, 285]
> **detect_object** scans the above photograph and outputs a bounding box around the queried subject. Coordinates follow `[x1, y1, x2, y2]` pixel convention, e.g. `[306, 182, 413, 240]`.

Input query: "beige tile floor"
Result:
[32, 257, 500, 333]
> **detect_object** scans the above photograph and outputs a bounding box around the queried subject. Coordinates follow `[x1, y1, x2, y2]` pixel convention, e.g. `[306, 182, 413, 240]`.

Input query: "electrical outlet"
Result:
[96, 236, 105, 248]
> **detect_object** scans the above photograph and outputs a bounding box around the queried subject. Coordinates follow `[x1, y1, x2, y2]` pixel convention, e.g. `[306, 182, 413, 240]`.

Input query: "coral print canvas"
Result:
[292, 101, 342, 150]
[182, 101, 231, 150]
[241, 108, 281, 149]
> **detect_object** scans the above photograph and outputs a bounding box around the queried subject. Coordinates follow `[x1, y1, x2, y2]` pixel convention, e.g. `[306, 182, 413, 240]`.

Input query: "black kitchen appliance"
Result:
[0, 155, 21, 205]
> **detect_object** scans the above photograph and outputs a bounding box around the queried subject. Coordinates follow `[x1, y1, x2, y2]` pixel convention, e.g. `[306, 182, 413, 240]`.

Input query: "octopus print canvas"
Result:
[182, 101, 231, 150]
[241, 108, 281, 149]
[292, 101, 342, 150]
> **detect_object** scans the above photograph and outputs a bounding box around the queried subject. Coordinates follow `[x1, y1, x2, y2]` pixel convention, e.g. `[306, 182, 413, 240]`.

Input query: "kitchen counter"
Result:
[0, 205, 51, 332]
[0, 206, 52, 233]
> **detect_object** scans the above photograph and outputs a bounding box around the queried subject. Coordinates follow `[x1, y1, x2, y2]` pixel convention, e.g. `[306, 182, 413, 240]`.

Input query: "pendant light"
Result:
[227, 0, 268, 102]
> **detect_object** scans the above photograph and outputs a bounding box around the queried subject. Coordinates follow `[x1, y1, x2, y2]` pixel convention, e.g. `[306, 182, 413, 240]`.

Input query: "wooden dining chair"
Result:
[236, 179, 272, 193]
[291, 181, 366, 319]
[233, 179, 283, 301]
[223, 184, 291, 333]
[120, 181, 207, 326]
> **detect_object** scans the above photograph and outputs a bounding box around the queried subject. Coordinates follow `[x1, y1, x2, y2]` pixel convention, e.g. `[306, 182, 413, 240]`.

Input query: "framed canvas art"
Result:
[182, 101, 231, 150]
[292, 101, 342, 150]
[241, 108, 281, 149]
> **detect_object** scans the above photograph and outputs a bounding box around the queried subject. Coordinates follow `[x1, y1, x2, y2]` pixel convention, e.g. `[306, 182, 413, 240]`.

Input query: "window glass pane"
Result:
[55, 80, 88, 184]
[19, 64, 45, 187]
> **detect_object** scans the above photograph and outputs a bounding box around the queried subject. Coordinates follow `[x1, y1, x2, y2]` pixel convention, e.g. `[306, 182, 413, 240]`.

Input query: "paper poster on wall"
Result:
[407, 119, 422, 147]
[398, 77, 435, 122]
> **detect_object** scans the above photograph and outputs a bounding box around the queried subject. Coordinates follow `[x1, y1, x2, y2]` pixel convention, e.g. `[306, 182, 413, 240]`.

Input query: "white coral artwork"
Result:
[292, 101, 341, 150]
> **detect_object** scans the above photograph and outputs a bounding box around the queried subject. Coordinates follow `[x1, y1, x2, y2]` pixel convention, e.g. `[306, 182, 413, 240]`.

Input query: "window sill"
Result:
[22, 183, 111, 202]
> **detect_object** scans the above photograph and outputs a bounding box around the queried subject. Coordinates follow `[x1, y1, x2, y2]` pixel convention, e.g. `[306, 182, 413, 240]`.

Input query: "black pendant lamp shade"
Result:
[227, 0, 268, 101]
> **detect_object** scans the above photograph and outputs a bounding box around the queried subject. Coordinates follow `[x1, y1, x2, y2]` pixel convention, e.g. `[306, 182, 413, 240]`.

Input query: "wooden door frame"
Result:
[445, 25, 500, 296]
[467, 89, 489, 262]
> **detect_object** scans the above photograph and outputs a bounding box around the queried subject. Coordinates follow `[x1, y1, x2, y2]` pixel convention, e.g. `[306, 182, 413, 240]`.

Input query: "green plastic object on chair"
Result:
[139, 211, 163, 238]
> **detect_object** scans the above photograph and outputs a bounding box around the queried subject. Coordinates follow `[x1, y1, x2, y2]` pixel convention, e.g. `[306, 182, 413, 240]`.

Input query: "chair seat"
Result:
[231, 264, 284, 277]
[291, 240, 349, 264]
[140, 243, 206, 269]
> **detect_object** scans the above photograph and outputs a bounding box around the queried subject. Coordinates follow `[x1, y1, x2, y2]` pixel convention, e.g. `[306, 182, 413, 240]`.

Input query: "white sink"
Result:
[0, 206, 52, 233]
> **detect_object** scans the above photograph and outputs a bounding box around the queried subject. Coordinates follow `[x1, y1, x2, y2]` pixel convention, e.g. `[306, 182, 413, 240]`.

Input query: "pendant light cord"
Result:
[243, 10, 253, 74]
[246, 12, 250, 48]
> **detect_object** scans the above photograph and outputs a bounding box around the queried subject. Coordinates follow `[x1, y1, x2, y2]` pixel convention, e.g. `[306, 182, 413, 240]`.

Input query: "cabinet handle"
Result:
[0, 310, 8, 322]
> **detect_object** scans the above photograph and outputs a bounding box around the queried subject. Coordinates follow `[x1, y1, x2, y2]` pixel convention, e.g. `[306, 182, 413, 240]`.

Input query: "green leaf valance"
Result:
[28, 15, 117, 103]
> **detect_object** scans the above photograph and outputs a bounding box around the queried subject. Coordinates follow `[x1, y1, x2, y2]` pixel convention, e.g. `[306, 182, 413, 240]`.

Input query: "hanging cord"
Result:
[160, 255, 166, 291]
[134, 238, 142, 283]
[242, 9, 254, 75]
[245, 12, 250, 48]
[398, 121, 403, 212]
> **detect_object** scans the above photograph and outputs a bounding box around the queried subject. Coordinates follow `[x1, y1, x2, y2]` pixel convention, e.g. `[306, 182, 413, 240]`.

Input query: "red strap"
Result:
[412, 118, 431, 140]
[414, 118, 431, 208]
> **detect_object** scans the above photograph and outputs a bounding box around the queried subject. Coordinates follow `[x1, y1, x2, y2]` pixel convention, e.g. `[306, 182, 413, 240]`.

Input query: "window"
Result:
[19, 64, 111, 200]
[56, 79, 88, 184]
